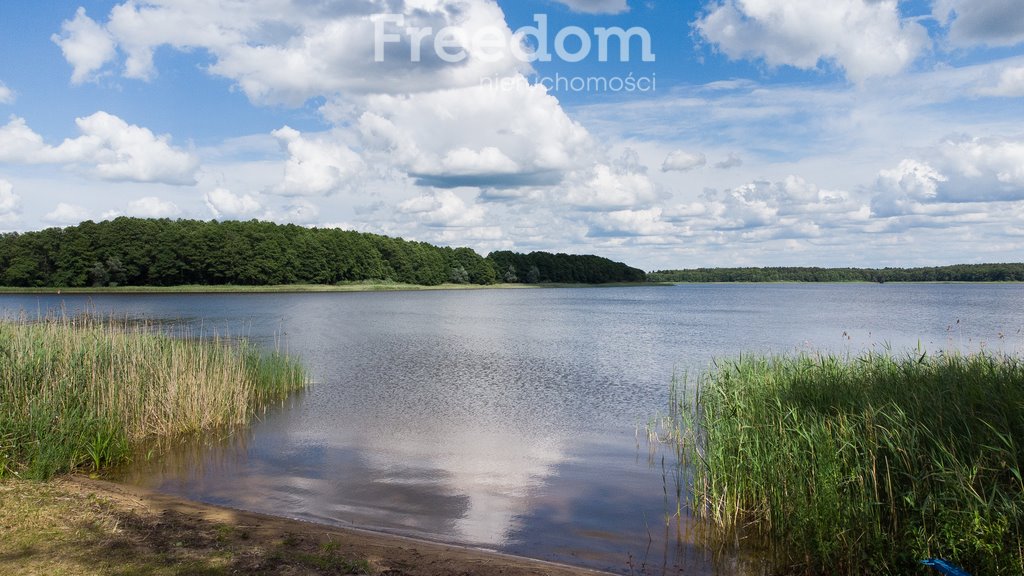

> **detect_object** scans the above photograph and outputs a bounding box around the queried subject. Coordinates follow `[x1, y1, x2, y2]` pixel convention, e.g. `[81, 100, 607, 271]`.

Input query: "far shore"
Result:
[2, 280, 1021, 296]
[0, 281, 671, 294]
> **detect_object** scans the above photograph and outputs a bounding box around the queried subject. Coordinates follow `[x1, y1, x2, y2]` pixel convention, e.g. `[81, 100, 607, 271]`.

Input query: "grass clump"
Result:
[0, 315, 307, 480]
[0, 479, 373, 576]
[664, 351, 1024, 575]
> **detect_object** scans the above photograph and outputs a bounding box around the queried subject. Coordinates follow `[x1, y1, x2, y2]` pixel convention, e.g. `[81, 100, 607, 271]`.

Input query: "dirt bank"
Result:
[0, 475, 614, 576]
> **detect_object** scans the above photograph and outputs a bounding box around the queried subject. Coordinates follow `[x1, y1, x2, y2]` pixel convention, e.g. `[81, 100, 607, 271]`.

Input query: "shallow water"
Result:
[3, 284, 1022, 573]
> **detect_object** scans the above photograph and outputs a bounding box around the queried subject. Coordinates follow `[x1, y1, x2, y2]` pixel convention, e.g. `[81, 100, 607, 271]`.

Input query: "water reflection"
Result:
[3, 285, 1023, 574]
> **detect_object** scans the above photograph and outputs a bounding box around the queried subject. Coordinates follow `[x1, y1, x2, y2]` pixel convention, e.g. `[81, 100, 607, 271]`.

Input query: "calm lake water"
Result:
[3, 284, 1023, 573]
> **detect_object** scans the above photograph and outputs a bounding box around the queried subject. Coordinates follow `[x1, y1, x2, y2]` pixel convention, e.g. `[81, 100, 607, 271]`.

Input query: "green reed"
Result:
[0, 315, 307, 480]
[659, 352, 1024, 575]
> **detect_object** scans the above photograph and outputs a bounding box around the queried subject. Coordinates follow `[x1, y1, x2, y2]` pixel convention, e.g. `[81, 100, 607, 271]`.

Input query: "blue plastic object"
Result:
[921, 559, 972, 576]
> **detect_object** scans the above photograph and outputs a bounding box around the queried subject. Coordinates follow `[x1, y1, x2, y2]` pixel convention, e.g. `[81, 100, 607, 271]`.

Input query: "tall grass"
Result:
[661, 352, 1024, 575]
[0, 314, 307, 480]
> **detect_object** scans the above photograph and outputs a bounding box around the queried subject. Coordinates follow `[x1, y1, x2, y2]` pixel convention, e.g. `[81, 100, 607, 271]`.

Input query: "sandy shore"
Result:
[26, 476, 613, 575]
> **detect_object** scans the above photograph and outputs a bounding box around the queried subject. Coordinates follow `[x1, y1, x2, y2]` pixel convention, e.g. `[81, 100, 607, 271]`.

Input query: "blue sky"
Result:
[1, 0, 1023, 270]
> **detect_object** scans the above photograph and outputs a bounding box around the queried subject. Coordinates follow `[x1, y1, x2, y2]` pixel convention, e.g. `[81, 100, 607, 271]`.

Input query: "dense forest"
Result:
[488, 250, 646, 284]
[649, 264, 1024, 283]
[0, 218, 647, 287]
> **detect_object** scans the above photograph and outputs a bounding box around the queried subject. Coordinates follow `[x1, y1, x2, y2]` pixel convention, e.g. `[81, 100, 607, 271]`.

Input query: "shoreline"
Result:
[2, 475, 614, 576]
[0, 280, 1020, 295]
[0, 282, 670, 295]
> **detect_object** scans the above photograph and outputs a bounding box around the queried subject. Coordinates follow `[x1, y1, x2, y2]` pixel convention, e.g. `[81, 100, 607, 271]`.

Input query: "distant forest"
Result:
[649, 264, 1024, 283]
[0, 218, 646, 288]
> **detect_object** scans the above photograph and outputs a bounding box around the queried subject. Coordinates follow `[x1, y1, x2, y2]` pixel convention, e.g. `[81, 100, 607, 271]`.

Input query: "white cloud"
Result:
[280, 199, 319, 224]
[59, 1, 603, 200]
[0, 117, 48, 161]
[73, 0, 528, 105]
[0, 83, 13, 105]
[204, 188, 262, 219]
[714, 153, 743, 170]
[688, 176, 869, 233]
[934, 136, 1024, 201]
[441, 147, 520, 176]
[934, 0, 1024, 48]
[716, 183, 780, 229]
[575, 174, 872, 250]
[872, 159, 948, 216]
[695, 0, 930, 83]
[662, 150, 707, 172]
[663, 202, 709, 219]
[520, 64, 1024, 267]
[272, 126, 364, 196]
[358, 80, 593, 188]
[431, 225, 505, 245]
[979, 66, 1024, 97]
[0, 179, 21, 223]
[553, 0, 630, 14]
[869, 135, 1024, 217]
[51, 7, 117, 84]
[0, 112, 199, 185]
[74, 112, 199, 184]
[562, 152, 658, 210]
[589, 208, 676, 237]
[126, 196, 180, 218]
[778, 174, 821, 204]
[397, 190, 486, 228]
[939, 137, 1024, 184]
[44, 202, 92, 224]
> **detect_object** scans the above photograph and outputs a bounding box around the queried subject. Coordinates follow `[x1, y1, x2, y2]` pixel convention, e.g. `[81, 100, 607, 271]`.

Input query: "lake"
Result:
[3, 284, 1022, 573]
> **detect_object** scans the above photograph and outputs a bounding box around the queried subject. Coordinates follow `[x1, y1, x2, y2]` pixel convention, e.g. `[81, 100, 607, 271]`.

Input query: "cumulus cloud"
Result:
[562, 150, 658, 210]
[695, 0, 930, 83]
[553, 0, 630, 14]
[0, 112, 199, 185]
[441, 147, 520, 176]
[359, 80, 592, 189]
[0, 117, 47, 161]
[872, 159, 948, 216]
[65, 0, 528, 105]
[51, 1, 606, 200]
[204, 188, 262, 219]
[397, 190, 486, 228]
[45, 202, 92, 224]
[662, 150, 707, 172]
[0, 83, 13, 105]
[934, 136, 1024, 201]
[870, 135, 1024, 218]
[714, 183, 780, 229]
[578, 174, 871, 247]
[0, 179, 21, 223]
[126, 196, 180, 218]
[272, 126, 364, 196]
[933, 0, 1024, 48]
[693, 176, 868, 233]
[76, 113, 199, 184]
[51, 7, 117, 84]
[47, 0, 650, 237]
[588, 208, 677, 237]
[772, 176, 869, 220]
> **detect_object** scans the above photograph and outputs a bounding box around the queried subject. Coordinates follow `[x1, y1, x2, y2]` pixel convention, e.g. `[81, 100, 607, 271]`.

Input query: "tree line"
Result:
[0, 218, 647, 287]
[648, 264, 1024, 283]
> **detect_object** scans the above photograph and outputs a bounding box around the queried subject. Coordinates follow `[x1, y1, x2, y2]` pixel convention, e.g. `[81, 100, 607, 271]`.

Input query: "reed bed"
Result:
[0, 315, 307, 480]
[661, 352, 1024, 575]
